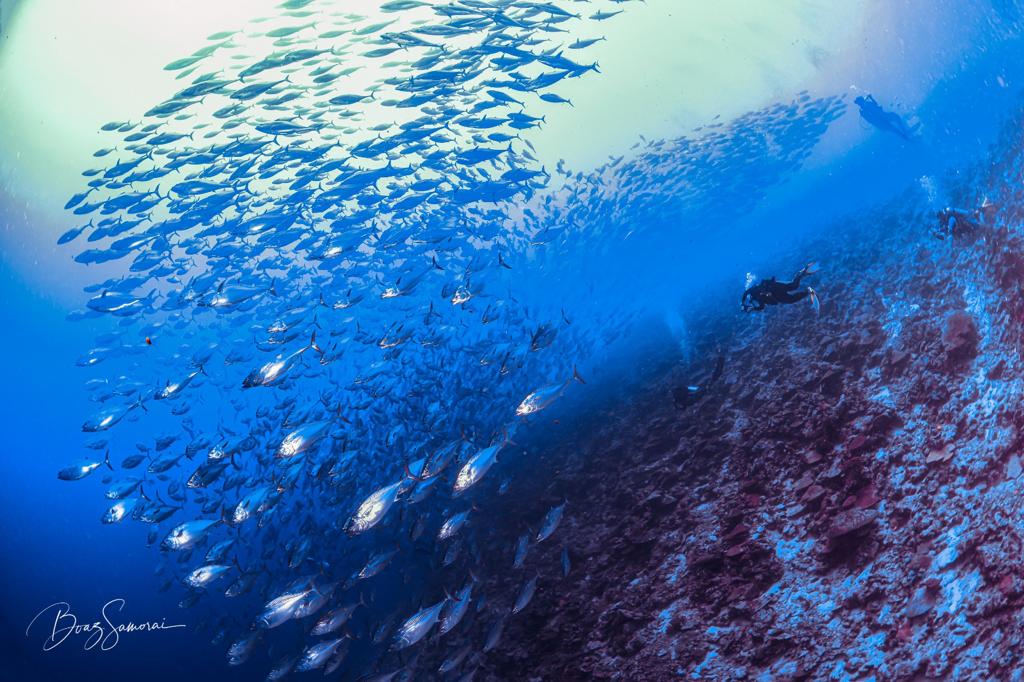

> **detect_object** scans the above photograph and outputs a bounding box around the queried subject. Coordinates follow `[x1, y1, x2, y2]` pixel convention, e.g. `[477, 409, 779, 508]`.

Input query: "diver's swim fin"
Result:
[803, 261, 819, 275]
[808, 287, 820, 314]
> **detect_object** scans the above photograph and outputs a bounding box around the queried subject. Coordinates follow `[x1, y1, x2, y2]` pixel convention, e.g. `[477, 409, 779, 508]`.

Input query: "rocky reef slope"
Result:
[465, 124, 1024, 681]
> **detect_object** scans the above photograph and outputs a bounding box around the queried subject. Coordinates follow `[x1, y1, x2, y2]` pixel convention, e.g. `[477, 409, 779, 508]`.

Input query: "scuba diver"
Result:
[673, 352, 725, 409]
[854, 94, 918, 141]
[741, 263, 819, 313]
[933, 199, 996, 240]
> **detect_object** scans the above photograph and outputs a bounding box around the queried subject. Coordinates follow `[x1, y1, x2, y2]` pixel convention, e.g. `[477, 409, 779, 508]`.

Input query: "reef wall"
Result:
[458, 110, 1024, 681]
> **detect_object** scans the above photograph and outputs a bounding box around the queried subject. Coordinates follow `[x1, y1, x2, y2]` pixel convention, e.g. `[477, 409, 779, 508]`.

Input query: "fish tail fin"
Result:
[432, 255, 443, 270]
[268, 279, 278, 297]
[498, 252, 512, 269]
[572, 365, 586, 385]
[310, 331, 323, 355]
[135, 397, 148, 413]
[139, 485, 151, 502]
[318, 291, 327, 308]
[104, 449, 113, 471]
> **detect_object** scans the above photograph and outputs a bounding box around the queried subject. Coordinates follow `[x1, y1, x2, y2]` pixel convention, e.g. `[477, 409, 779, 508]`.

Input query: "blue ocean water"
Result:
[3, 1, 1024, 680]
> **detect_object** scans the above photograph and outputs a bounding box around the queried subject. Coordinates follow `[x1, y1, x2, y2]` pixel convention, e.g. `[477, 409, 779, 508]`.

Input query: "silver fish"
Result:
[184, 564, 232, 588]
[242, 333, 321, 388]
[345, 481, 401, 535]
[483, 615, 506, 652]
[275, 419, 330, 458]
[453, 443, 501, 495]
[101, 498, 138, 524]
[161, 518, 218, 551]
[515, 367, 584, 416]
[312, 601, 361, 635]
[392, 599, 446, 650]
[154, 366, 206, 400]
[439, 584, 472, 634]
[58, 452, 111, 481]
[512, 533, 530, 568]
[535, 502, 565, 542]
[296, 637, 346, 672]
[438, 509, 470, 541]
[256, 590, 310, 629]
[512, 575, 537, 614]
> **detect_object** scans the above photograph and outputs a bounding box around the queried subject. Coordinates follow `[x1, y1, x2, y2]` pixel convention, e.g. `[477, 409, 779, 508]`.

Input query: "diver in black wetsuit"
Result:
[854, 94, 917, 141]
[741, 263, 818, 313]
[933, 200, 995, 240]
[673, 353, 725, 408]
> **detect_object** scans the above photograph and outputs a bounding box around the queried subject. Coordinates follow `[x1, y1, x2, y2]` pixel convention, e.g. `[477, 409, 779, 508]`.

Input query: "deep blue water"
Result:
[4, 1, 1024, 680]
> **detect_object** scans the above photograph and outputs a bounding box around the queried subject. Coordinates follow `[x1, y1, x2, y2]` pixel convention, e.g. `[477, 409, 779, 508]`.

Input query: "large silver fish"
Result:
[515, 367, 585, 417]
[161, 518, 219, 551]
[345, 481, 401, 535]
[392, 599, 446, 650]
[439, 584, 473, 634]
[296, 637, 347, 672]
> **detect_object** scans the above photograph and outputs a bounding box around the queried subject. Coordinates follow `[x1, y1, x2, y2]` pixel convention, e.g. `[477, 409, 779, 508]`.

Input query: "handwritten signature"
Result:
[26, 599, 187, 651]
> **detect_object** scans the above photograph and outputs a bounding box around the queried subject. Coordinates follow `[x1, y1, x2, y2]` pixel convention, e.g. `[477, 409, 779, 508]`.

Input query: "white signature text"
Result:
[26, 599, 187, 651]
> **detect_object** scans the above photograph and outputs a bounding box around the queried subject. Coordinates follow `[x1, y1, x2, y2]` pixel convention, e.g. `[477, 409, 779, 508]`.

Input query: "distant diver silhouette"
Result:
[673, 352, 726, 408]
[854, 94, 918, 141]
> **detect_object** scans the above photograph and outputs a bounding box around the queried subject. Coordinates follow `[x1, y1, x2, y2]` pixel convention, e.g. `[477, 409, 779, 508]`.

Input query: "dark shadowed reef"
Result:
[438, 105, 1024, 682]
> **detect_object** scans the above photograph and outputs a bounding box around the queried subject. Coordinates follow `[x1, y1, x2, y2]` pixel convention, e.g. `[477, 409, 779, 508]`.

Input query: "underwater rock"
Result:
[905, 582, 939, 618]
[941, 310, 980, 365]
[926, 444, 954, 464]
[640, 491, 677, 513]
[826, 508, 878, 541]
[987, 358, 1007, 380]
[1007, 454, 1022, 479]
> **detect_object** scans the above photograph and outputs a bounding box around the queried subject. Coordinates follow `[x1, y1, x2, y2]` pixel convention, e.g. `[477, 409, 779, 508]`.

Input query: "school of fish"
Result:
[57, 0, 850, 679]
